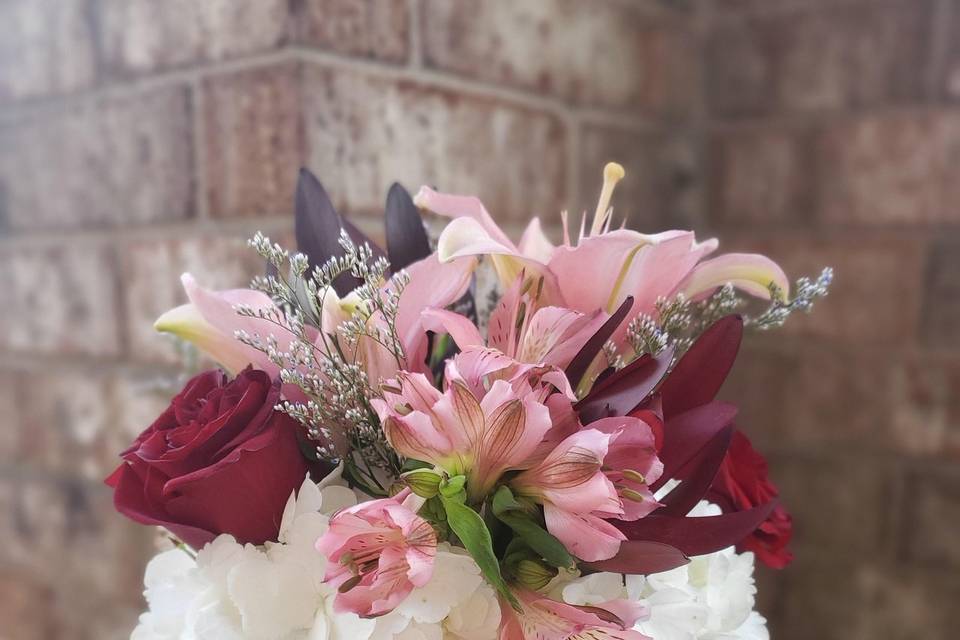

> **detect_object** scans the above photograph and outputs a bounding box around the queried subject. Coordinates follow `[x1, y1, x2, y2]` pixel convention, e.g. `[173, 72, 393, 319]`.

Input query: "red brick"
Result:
[0, 86, 193, 231]
[816, 111, 960, 226]
[203, 62, 304, 219]
[421, 0, 697, 112]
[98, 0, 288, 77]
[856, 564, 960, 639]
[708, 126, 813, 226]
[706, 3, 930, 117]
[0, 244, 122, 357]
[0, 568, 57, 640]
[722, 233, 925, 344]
[301, 64, 569, 222]
[0, 0, 97, 104]
[921, 240, 960, 348]
[579, 124, 700, 230]
[900, 468, 960, 570]
[725, 343, 890, 452]
[121, 234, 272, 364]
[888, 357, 960, 458]
[292, 0, 409, 63]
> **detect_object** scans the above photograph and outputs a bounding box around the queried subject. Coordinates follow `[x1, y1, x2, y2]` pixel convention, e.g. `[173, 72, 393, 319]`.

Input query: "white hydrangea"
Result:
[132, 489, 765, 640]
[558, 501, 769, 640]
[129, 470, 498, 640]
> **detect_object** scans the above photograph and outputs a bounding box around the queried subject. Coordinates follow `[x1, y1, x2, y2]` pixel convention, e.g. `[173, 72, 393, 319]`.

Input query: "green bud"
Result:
[401, 468, 443, 498]
[439, 474, 467, 499]
[514, 559, 558, 591]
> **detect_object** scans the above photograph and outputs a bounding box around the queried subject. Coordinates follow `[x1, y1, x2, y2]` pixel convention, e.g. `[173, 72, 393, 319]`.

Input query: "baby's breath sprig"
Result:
[621, 268, 833, 366]
[238, 231, 408, 495]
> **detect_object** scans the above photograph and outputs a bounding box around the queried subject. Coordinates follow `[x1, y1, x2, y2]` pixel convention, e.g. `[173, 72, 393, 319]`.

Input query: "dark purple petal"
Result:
[658, 315, 743, 418]
[651, 401, 738, 492]
[576, 346, 674, 424]
[385, 182, 431, 271]
[564, 296, 634, 391]
[614, 501, 779, 557]
[584, 541, 689, 575]
[656, 425, 733, 517]
[295, 168, 362, 296]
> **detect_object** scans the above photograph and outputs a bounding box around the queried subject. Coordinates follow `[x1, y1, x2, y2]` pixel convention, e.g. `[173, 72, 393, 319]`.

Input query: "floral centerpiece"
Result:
[108, 163, 832, 639]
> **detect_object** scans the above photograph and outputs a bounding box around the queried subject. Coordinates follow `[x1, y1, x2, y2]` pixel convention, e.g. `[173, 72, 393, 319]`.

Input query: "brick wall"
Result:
[0, 1, 956, 639]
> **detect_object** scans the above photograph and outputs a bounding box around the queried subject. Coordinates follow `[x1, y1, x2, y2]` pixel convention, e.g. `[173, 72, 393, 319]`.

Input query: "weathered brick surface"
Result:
[0, 86, 194, 231]
[578, 124, 701, 230]
[121, 234, 274, 364]
[706, 2, 930, 118]
[98, 0, 289, 77]
[422, 0, 697, 112]
[0, 0, 97, 104]
[901, 468, 960, 570]
[921, 239, 960, 348]
[721, 233, 925, 344]
[708, 126, 813, 226]
[301, 64, 569, 220]
[0, 244, 122, 357]
[292, 0, 410, 63]
[816, 111, 960, 226]
[855, 564, 960, 640]
[203, 62, 304, 218]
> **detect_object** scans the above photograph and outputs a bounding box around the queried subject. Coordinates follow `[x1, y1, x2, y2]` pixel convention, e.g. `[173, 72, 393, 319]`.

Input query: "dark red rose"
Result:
[707, 430, 794, 569]
[106, 367, 309, 549]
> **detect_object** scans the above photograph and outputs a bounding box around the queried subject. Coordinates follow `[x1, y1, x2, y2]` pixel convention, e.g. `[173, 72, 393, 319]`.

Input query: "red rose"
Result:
[106, 367, 309, 549]
[707, 430, 794, 569]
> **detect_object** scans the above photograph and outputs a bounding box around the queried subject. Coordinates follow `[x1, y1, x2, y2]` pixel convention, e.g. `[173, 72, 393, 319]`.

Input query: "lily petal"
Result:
[682, 252, 790, 301]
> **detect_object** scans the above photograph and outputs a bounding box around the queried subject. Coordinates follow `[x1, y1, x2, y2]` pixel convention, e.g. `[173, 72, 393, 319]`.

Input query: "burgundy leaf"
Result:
[295, 168, 362, 296]
[584, 541, 689, 575]
[564, 296, 634, 393]
[651, 401, 738, 492]
[385, 182, 431, 271]
[576, 346, 674, 424]
[657, 425, 733, 517]
[658, 315, 743, 418]
[614, 501, 778, 557]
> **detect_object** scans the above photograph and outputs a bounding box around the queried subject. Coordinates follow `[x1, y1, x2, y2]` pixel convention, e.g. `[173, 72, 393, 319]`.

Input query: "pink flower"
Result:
[499, 587, 650, 640]
[371, 355, 552, 502]
[155, 253, 474, 383]
[511, 429, 627, 562]
[415, 169, 789, 352]
[421, 273, 606, 376]
[315, 491, 437, 618]
[511, 414, 663, 562]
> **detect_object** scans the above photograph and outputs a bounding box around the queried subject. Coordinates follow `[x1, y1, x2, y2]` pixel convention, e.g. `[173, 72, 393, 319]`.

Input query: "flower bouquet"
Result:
[108, 163, 832, 640]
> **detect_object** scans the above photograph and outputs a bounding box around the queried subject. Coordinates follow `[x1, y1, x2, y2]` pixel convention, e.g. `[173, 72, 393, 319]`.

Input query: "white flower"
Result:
[558, 501, 769, 640]
[443, 582, 501, 640]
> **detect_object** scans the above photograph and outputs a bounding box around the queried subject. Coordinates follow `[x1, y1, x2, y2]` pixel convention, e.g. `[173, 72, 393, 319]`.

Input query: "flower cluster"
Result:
[110, 165, 831, 639]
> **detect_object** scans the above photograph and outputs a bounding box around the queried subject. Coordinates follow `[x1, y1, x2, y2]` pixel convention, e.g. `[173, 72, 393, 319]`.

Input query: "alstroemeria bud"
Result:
[402, 468, 443, 498]
[513, 559, 558, 591]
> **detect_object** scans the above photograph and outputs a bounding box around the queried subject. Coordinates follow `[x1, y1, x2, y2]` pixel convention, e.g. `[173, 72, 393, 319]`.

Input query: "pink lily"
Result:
[499, 587, 650, 640]
[315, 489, 437, 618]
[415, 164, 790, 350]
[154, 254, 474, 383]
[371, 351, 552, 503]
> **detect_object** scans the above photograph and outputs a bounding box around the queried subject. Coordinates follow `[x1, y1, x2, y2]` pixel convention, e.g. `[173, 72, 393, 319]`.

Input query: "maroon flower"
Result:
[106, 367, 309, 549]
[707, 430, 794, 569]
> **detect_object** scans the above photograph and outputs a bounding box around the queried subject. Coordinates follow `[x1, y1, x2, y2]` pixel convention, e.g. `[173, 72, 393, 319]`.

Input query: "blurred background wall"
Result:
[0, 1, 957, 638]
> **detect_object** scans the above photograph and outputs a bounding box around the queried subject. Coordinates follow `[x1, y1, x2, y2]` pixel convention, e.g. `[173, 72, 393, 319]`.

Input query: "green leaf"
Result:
[440, 494, 520, 611]
[491, 486, 575, 569]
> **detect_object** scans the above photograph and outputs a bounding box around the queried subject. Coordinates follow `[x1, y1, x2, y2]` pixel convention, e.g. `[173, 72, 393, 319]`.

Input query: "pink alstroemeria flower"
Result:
[421, 273, 607, 391]
[511, 412, 663, 562]
[415, 164, 789, 351]
[154, 253, 474, 383]
[499, 587, 650, 640]
[315, 490, 437, 618]
[371, 351, 552, 503]
[511, 429, 627, 562]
